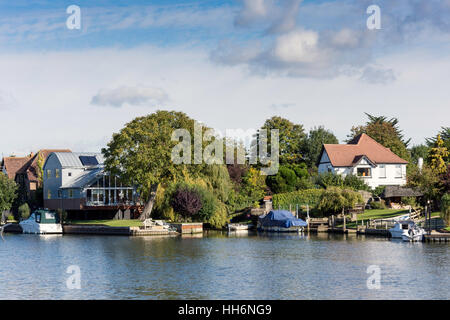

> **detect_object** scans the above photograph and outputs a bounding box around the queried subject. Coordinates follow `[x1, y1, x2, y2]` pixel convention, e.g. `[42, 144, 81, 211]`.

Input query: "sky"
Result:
[1, 0, 449, 156]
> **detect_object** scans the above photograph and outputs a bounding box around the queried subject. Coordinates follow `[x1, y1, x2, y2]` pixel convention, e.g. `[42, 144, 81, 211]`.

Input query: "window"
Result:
[395, 165, 402, 178]
[58, 190, 62, 198]
[47, 169, 52, 178]
[69, 189, 74, 198]
[47, 189, 51, 199]
[327, 165, 332, 173]
[55, 169, 60, 178]
[379, 165, 386, 178]
[68, 172, 72, 177]
[357, 168, 371, 177]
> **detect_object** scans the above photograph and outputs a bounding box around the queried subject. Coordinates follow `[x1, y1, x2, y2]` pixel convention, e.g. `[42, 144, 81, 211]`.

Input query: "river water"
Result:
[0, 231, 448, 300]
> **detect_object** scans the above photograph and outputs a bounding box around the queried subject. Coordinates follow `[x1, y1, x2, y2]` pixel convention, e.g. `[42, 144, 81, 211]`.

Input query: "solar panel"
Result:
[79, 156, 99, 166]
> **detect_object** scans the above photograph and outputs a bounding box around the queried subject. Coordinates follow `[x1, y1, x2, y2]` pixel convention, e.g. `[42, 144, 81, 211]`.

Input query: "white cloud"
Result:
[273, 30, 321, 63]
[91, 86, 169, 108]
[0, 45, 449, 156]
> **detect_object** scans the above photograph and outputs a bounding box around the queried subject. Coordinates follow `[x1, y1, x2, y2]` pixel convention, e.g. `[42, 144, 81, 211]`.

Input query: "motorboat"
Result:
[389, 220, 425, 242]
[19, 209, 63, 234]
[227, 223, 252, 231]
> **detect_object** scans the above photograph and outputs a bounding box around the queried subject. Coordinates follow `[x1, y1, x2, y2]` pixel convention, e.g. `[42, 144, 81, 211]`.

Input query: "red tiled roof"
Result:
[322, 134, 408, 167]
[16, 149, 71, 182]
[1, 156, 30, 179]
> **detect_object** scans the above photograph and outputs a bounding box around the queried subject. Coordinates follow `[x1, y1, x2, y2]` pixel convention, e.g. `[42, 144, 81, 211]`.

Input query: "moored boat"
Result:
[19, 209, 63, 234]
[389, 220, 425, 242]
[258, 210, 307, 233]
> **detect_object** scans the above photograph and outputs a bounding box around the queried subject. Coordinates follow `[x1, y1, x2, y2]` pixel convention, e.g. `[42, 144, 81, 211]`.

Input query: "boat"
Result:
[258, 210, 307, 233]
[389, 220, 425, 242]
[19, 209, 63, 234]
[227, 223, 252, 231]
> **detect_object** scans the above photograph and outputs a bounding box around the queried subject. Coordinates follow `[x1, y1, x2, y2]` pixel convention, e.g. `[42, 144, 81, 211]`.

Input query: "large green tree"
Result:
[259, 116, 306, 164]
[102, 110, 207, 220]
[302, 126, 338, 168]
[348, 113, 411, 161]
[0, 173, 18, 214]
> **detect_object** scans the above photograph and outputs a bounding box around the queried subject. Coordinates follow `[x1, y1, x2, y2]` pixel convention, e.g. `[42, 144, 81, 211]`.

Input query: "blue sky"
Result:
[1, 0, 449, 156]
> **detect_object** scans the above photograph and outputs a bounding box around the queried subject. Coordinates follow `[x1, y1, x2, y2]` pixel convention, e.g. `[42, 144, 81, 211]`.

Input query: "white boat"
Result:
[228, 223, 252, 231]
[19, 209, 63, 234]
[389, 220, 425, 242]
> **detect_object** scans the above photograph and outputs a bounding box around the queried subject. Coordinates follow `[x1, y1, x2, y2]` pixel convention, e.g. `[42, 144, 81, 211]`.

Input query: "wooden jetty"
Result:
[424, 232, 450, 242]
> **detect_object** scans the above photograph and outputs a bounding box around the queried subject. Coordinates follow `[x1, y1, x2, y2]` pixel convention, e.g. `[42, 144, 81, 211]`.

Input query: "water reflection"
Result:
[0, 232, 448, 299]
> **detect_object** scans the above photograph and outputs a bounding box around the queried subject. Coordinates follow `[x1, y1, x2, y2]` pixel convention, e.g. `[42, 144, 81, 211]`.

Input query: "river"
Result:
[0, 232, 448, 299]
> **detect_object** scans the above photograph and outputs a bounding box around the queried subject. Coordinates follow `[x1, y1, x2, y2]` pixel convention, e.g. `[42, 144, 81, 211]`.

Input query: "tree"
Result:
[315, 172, 344, 189]
[170, 185, 202, 220]
[302, 126, 338, 168]
[260, 116, 306, 164]
[441, 193, 450, 226]
[102, 110, 207, 220]
[348, 113, 410, 161]
[18, 203, 31, 221]
[317, 187, 363, 215]
[266, 163, 312, 194]
[410, 144, 429, 165]
[427, 134, 449, 174]
[407, 165, 443, 201]
[426, 127, 450, 158]
[0, 174, 18, 214]
[266, 166, 297, 194]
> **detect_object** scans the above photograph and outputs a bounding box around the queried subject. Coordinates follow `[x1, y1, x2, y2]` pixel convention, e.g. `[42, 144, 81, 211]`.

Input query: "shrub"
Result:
[402, 197, 417, 208]
[18, 203, 31, 221]
[441, 193, 450, 226]
[272, 189, 324, 209]
[373, 185, 386, 197]
[317, 187, 363, 215]
[170, 186, 203, 219]
[315, 172, 344, 189]
[266, 166, 297, 193]
[369, 200, 386, 210]
[343, 174, 371, 191]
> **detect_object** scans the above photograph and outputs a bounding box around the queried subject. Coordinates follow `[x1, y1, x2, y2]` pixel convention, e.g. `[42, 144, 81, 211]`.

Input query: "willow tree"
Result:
[102, 110, 207, 220]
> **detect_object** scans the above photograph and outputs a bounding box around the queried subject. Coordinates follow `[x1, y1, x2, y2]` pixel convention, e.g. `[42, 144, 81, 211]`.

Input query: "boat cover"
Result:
[259, 210, 308, 228]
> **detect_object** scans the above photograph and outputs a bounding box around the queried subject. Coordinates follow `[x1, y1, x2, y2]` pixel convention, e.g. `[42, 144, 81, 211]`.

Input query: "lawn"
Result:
[340, 209, 442, 229]
[66, 219, 143, 227]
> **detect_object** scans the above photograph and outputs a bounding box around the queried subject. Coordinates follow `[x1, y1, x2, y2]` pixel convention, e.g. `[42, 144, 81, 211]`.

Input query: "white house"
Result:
[318, 133, 408, 189]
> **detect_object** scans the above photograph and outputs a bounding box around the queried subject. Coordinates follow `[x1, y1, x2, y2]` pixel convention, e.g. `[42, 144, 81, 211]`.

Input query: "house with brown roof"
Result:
[14, 149, 71, 205]
[318, 133, 408, 189]
[1, 156, 31, 180]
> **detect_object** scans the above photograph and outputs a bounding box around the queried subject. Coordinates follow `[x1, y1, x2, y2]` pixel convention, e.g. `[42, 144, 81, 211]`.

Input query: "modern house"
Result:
[43, 152, 141, 219]
[318, 133, 408, 189]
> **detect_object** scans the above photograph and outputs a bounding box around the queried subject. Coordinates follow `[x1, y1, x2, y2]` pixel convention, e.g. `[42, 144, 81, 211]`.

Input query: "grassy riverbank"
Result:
[340, 209, 442, 229]
[67, 220, 143, 227]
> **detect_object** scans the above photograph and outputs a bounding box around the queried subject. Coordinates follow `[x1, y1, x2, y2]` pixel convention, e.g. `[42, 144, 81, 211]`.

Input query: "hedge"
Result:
[272, 189, 324, 209]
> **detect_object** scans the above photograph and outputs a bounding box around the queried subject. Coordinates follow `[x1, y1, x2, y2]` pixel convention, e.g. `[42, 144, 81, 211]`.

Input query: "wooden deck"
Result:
[424, 232, 450, 242]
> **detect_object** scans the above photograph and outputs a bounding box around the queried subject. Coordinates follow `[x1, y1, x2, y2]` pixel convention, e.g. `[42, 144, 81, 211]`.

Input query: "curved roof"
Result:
[52, 152, 104, 168]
